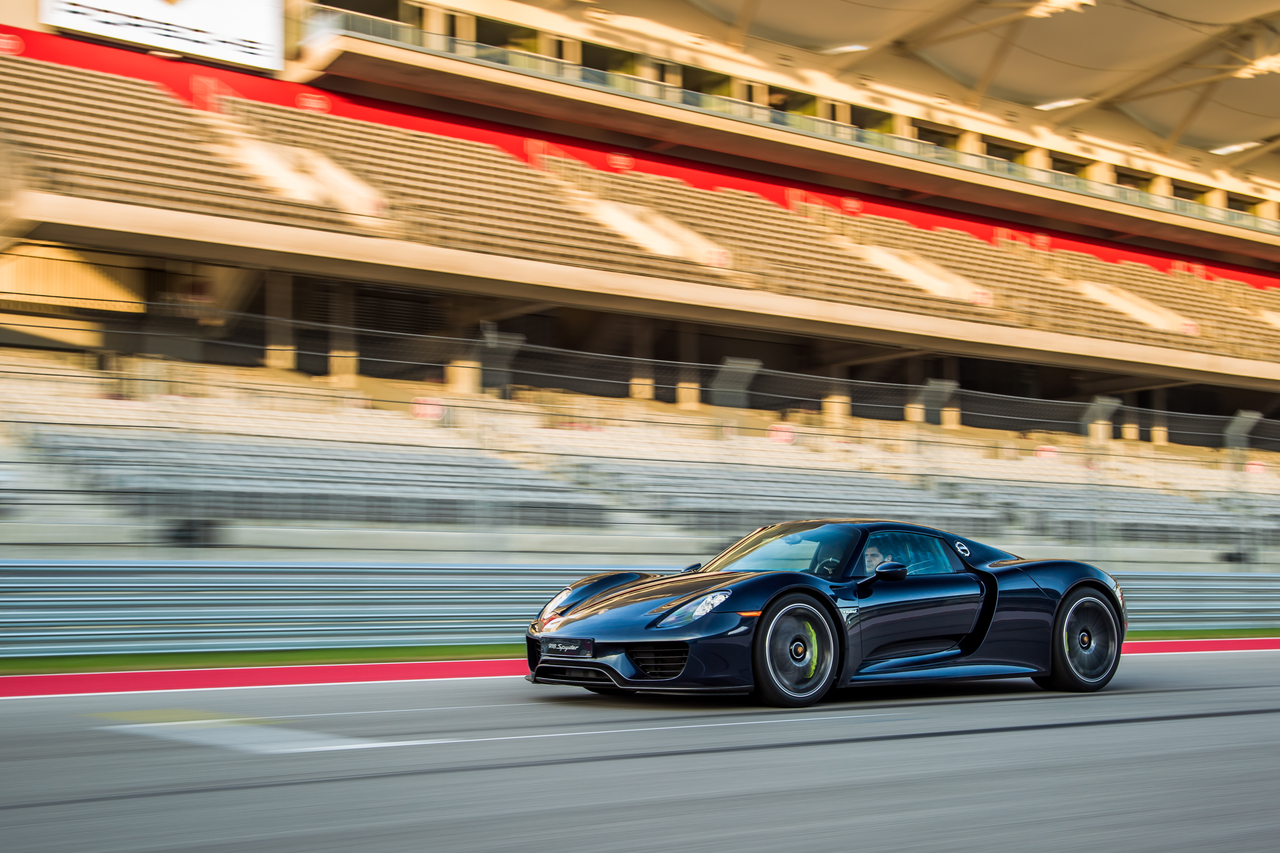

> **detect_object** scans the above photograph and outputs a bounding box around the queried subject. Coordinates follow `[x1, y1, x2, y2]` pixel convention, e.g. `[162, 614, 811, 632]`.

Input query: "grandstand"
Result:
[4, 1, 1280, 568]
[0, 342, 1273, 570]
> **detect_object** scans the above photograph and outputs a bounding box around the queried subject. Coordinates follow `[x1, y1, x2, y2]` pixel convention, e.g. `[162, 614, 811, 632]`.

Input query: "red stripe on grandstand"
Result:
[0, 659, 530, 698]
[1, 640, 1278, 697]
[1122, 637, 1280, 655]
[1, 23, 1276, 294]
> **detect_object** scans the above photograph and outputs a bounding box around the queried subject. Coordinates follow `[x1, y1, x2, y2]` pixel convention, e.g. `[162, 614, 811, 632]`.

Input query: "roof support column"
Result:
[264, 271, 295, 371]
[1121, 393, 1141, 441]
[821, 366, 852, 426]
[1150, 388, 1169, 445]
[328, 281, 358, 389]
[676, 322, 700, 410]
[629, 316, 655, 400]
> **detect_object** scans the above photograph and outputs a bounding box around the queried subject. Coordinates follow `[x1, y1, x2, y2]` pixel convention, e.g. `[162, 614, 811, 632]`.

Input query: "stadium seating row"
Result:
[0, 349, 1271, 546]
[0, 56, 350, 231]
[6, 54, 1280, 364]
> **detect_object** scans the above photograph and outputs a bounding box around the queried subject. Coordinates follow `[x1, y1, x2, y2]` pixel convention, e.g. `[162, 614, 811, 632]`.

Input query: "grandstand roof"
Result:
[686, 0, 1280, 157]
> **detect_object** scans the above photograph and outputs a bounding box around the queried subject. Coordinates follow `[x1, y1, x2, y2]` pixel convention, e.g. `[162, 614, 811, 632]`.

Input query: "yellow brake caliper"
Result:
[804, 622, 818, 679]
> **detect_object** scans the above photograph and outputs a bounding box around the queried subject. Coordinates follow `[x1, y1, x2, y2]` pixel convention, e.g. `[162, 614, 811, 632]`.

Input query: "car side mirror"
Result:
[682, 563, 702, 573]
[875, 562, 908, 582]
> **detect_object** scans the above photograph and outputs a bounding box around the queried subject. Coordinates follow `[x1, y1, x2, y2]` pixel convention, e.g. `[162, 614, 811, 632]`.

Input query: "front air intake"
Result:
[526, 636, 541, 671]
[538, 665, 612, 683]
[627, 643, 689, 679]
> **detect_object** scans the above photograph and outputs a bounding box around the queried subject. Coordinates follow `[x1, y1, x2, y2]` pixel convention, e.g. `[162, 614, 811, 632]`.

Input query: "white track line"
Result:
[265, 702, 546, 719]
[104, 712, 893, 754]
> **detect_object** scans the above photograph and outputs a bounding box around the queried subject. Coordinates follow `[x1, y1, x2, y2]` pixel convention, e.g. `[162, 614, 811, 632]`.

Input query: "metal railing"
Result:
[0, 300, 1272, 453]
[2, 562, 1277, 656]
[0, 562, 596, 655]
[1, 308, 1279, 551]
[304, 5, 1280, 239]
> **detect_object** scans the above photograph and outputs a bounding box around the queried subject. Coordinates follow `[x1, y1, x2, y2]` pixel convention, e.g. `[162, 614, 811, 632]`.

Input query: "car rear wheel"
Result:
[753, 594, 838, 707]
[1037, 587, 1121, 692]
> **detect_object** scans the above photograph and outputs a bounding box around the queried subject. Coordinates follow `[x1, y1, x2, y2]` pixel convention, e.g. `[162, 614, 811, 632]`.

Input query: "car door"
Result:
[853, 531, 984, 664]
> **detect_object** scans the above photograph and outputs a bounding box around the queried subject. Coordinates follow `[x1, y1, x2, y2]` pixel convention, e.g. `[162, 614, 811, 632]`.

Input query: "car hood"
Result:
[558, 571, 739, 625]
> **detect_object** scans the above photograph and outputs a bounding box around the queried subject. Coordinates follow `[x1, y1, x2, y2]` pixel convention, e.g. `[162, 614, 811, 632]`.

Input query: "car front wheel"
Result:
[1037, 587, 1121, 692]
[753, 594, 839, 707]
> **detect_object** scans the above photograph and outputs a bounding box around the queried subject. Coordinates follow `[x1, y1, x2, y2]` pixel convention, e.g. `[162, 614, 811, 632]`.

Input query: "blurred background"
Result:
[3, 0, 1280, 652]
[8, 5, 1280, 853]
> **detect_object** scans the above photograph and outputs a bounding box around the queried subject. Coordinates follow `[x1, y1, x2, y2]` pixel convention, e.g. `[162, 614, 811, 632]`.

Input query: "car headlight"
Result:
[659, 590, 732, 628]
[539, 588, 572, 622]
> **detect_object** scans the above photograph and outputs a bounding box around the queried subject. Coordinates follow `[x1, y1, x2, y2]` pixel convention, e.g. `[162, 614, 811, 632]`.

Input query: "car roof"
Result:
[780, 519, 957, 534]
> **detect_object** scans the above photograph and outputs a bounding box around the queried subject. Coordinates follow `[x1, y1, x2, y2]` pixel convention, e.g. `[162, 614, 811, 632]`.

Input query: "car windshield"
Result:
[697, 522, 862, 575]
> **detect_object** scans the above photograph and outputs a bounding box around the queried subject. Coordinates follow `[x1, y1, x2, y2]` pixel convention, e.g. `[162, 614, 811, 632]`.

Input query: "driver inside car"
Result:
[863, 542, 895, 574]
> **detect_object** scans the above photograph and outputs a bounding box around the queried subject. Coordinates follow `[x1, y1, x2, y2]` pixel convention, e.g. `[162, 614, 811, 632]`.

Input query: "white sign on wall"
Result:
[39, 0, 284, 71]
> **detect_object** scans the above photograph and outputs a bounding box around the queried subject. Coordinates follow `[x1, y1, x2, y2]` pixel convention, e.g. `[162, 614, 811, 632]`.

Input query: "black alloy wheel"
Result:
[753, 593, 839, 707]
[1035, 587, 1121, 692]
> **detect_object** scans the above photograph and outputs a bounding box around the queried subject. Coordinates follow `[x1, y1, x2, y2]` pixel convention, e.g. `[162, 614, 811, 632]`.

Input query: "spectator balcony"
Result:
[297, 5, 1280, 265]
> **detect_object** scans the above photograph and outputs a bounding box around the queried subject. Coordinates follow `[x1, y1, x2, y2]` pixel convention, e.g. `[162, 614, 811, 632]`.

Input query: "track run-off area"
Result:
[3, 648, 1280, 853]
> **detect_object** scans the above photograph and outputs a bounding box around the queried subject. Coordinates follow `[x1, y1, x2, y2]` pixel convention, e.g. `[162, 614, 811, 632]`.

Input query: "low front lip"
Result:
[529, 612, 759, 690]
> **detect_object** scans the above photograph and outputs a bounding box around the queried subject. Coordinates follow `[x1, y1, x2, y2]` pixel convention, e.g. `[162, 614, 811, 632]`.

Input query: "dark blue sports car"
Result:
[527, 520, 1126, 706]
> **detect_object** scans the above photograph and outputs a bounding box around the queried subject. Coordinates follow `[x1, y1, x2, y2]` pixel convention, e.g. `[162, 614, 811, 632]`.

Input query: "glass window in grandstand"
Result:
[915, 125, 959, 149]
[1050, 156, 1085, 176]
[475, 18, 538, 53]
[849, 105, 894, 133]
[682, 66, 734, 98]
[1172, 183, 1208, 203]
[581, 43, 640, 75]
[1115, 170, 1152, 191]
[984, 140, 1025, 164]
[329, 0, 399, 21]
[1227, 195, 1260, 213]
[768, 87, 817, 116]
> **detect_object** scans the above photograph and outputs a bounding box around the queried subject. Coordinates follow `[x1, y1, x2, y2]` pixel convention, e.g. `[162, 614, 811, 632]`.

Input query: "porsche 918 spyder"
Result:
[526, 520, 1126, 706]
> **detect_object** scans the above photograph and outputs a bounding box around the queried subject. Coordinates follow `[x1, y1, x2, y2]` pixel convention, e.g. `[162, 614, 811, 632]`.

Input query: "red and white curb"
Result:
[1, 638, 1277, 699]
[1121, 637, 1280, 656]
[0, 658, 529, 699]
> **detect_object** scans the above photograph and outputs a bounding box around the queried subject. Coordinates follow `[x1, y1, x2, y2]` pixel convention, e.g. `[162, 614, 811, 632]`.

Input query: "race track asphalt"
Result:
[2, 651, 1278, 853]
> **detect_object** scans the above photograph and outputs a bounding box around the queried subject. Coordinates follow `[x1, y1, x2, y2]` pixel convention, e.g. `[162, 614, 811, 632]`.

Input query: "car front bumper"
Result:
[526, 613, 758, 693]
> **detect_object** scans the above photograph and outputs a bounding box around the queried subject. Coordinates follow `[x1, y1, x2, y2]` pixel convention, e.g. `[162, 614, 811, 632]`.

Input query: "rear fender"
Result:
[1016, 561, 1126, 630]
[1062, 579, 1127, 635]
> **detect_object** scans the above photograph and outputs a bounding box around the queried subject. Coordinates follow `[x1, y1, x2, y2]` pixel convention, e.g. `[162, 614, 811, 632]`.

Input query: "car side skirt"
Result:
[848, 663, 1043, 684]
